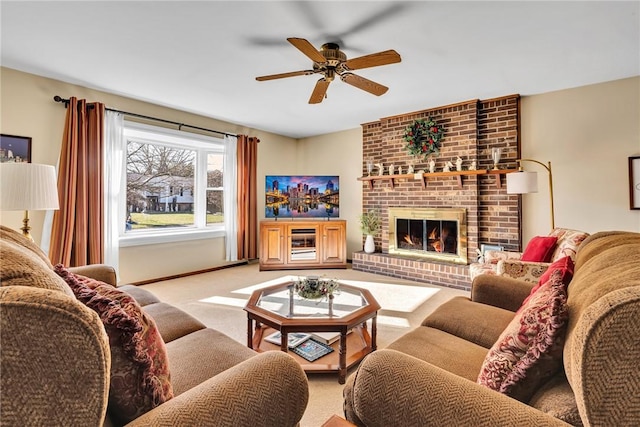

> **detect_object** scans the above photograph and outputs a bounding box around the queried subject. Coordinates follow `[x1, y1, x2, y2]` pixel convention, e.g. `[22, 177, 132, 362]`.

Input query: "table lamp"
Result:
[0, 163, 59, 240]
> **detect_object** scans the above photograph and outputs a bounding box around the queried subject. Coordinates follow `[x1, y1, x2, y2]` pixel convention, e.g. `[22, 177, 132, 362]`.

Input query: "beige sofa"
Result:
[0, 226, 309, 426]
[344, 231, 640, 426]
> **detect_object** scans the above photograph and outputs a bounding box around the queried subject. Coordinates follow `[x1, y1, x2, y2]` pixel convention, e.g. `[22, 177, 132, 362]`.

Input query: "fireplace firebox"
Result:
[388, 207, 467, 264]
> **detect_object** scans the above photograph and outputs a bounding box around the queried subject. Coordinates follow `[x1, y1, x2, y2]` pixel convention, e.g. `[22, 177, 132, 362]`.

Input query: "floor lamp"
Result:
[0, 163, 60, 241]
[506, 158, 555, 230]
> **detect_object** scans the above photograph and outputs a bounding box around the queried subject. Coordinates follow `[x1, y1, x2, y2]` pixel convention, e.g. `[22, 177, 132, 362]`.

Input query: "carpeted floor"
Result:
[139, 262, 469, 427]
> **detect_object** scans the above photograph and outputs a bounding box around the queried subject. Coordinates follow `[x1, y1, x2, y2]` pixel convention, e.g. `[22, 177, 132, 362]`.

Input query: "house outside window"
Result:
[120, 122, 226, 246]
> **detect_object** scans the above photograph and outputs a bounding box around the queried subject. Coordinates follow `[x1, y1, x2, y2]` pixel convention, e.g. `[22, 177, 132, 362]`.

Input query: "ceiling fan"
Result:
[255, 38, 401, 104]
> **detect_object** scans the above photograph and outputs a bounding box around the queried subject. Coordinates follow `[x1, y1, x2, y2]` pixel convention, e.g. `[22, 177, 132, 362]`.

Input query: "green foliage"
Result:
[403, 118, 444, 159]
[359, 209, 381, 235]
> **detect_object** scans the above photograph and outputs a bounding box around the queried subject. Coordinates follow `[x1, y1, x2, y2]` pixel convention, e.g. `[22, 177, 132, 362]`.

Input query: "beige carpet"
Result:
[139, 262, 469, 427]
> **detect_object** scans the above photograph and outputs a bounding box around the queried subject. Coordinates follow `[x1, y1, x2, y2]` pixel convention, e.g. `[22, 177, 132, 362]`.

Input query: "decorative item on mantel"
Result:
[375, 163, 384, 176]
[455, 156, 463, 171]
[443, 161, 453, 172]
[403, 117, 445, 159]
[469, 160, 477, 170]
[428, 158, 436, 173]
[365, 158, 374, 176]
[359, 209, 381, 254]
[492, 147, 502, 170]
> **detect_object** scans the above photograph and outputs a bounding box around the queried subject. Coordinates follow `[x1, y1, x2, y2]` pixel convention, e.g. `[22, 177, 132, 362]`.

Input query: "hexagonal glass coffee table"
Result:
[244, 280, 380, 384]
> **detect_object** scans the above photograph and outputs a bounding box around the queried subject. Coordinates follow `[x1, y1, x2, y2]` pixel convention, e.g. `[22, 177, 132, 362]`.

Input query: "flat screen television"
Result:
[265, 175, 339, 218]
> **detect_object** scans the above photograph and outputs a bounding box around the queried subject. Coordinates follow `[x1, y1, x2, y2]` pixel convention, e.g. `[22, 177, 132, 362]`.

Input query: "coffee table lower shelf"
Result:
[252, 325, 374, 381]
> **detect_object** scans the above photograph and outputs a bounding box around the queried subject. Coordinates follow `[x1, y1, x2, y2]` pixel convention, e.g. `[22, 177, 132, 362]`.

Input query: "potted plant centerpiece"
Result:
[359, 209, 381, 254]
[294, 276, 339, 300]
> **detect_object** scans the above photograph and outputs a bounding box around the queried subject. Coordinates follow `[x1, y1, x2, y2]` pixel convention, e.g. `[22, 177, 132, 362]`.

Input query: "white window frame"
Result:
[119, 122, 226, 247]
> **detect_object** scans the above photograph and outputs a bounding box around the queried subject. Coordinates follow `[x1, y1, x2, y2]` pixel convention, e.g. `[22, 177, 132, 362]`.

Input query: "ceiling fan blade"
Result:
[342, 50, 401, 71]
[256, 70, 315, 81]
[341, 73, 388, 96]
[287, 37, 327, 64]
[309, 78, 330, 104]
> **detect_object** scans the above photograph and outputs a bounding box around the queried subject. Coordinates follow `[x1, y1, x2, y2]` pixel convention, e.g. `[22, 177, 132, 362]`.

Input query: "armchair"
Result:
[469, 228, 589, 283]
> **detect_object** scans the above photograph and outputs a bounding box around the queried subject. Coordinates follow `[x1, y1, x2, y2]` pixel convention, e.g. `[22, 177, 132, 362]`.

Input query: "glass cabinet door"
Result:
[289, 227, 318, 262]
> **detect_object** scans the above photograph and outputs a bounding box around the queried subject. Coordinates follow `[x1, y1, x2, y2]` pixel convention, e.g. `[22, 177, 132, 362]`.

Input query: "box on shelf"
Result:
[310, 329, 353, 345]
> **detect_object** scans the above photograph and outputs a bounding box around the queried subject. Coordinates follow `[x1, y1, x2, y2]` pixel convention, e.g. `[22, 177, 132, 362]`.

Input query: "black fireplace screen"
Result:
[396, 219, 458, 254]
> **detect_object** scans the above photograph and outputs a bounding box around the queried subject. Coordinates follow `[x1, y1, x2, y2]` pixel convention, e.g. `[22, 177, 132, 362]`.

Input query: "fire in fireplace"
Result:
[397, 219, 458, 254]
[388, 207, 467, 264]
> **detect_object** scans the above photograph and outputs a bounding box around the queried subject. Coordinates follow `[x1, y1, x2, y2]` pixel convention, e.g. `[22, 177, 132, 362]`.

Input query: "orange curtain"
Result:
[236, 135, 259, 260]
[49, 97, 105, 266]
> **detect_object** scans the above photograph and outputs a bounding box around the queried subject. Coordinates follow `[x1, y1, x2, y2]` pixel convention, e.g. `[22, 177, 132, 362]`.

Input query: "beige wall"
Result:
[297, 128, 363, 257]
[520, 77, 640, 241]
[2, 67, 638, 281]
[0, 67, 297, 283]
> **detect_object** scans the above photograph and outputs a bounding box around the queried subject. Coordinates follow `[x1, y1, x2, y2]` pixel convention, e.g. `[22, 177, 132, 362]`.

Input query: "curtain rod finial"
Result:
[53, 95, 70, 107]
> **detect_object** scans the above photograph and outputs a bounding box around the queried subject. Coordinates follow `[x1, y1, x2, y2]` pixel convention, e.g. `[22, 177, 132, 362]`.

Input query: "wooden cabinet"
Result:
[259, 223, 286, 266]
[259, 220, 347, 271]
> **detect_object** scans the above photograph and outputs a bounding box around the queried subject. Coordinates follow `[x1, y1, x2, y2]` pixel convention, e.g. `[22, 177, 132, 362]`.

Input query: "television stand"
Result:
[259, 220, 347, 271]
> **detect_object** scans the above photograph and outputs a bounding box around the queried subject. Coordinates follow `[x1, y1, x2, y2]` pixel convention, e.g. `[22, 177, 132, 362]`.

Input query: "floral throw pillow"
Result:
[54, 265, 173, 424]
[520, 256, 574, 309]
[477, 269, 569, 402]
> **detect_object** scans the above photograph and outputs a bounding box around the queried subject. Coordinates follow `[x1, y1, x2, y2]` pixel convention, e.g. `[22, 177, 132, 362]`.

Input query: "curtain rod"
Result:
[53, 96, 237, 138]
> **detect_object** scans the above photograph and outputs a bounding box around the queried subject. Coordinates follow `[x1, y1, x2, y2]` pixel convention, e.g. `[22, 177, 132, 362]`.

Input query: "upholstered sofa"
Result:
[0, 226, 309, 426]
[344, 231, 640, 426]
[469, 228, 589, 282]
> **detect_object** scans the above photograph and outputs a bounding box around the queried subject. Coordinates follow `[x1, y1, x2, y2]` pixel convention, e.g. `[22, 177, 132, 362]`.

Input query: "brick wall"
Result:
[353, 95, 521, 291]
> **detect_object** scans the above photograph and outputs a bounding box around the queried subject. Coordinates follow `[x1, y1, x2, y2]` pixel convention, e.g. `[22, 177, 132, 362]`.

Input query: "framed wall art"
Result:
[630, 156, 640, 210]
[0, 134, 32, 163]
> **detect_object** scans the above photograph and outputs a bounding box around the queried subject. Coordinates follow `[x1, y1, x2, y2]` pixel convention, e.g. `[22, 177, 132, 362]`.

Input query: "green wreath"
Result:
[403, 118, 444, 159]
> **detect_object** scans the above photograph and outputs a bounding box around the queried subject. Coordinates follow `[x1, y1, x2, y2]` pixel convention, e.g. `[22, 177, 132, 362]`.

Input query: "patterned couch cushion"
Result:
[477, 268, 570, 402]
[549, 228, 590, 262]
[54, 265, 173, 424]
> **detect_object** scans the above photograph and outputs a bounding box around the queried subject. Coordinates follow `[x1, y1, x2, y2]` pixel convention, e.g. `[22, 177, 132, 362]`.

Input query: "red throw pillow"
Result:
[521, 236, 558, 262]
[523, 256, 574, 306]
[477, 269, 569, 402]
[54, 265, 173, 424]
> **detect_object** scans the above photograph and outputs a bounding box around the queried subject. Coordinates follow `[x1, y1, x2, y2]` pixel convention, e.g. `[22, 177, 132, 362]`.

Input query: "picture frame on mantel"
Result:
[630, 156, 640, 210]
[0, 134, 32, 163]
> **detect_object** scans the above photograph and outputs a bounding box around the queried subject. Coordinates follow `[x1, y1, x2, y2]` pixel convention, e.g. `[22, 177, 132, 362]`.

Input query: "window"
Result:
[121, 122, 226, 246]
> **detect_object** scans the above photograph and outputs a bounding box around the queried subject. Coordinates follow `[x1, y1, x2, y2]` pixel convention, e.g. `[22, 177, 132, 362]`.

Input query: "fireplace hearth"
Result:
[388, 207, 467, 265]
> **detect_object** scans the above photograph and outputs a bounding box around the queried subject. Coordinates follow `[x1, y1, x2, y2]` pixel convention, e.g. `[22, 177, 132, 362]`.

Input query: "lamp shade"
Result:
[0, 163, 59, 211]
[506, 170, 538, 194]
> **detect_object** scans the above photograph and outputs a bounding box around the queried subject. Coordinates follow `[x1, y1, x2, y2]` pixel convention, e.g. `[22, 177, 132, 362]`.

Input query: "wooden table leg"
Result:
[371, 314, 377, 351]
[247, 317, 254, 349]
[338, 331, 347, 384]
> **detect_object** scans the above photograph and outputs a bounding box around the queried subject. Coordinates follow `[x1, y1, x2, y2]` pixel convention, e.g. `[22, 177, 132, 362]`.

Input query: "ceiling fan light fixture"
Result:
[255, 38, 401, 104]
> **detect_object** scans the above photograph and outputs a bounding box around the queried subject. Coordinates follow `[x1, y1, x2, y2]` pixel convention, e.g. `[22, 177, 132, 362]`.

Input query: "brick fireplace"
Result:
[352, 95, 522, 291]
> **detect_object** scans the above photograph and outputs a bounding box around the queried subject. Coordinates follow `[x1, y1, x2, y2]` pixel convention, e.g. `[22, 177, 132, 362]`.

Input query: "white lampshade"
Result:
[506, 170, 538, 194]
[0, 163, 59, 211]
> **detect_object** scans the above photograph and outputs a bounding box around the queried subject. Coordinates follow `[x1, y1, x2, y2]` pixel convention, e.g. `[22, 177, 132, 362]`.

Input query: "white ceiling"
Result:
[1, 1, 638, 139]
